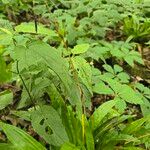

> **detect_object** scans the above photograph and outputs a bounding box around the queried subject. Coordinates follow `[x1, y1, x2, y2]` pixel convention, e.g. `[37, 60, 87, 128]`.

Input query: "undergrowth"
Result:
[0, 0, 150, 150]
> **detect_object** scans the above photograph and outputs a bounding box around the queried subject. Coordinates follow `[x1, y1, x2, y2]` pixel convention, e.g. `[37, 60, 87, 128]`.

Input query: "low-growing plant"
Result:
[123, 15, 150, 41]
[0, 0, 150, 149]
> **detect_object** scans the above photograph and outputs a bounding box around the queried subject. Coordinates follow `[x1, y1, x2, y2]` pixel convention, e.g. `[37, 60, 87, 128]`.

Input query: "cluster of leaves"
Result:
[0, 0, 150, 150]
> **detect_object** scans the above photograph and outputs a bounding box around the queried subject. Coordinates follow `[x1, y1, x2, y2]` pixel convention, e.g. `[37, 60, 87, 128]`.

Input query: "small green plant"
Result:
[0, 0, 150, 149]
[11, 100, 150, 149]
[123, 15, 150, 41]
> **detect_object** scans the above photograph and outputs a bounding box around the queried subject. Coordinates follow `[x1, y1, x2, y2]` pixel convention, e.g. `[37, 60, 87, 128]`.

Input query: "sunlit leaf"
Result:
[72, 44, 90, 54]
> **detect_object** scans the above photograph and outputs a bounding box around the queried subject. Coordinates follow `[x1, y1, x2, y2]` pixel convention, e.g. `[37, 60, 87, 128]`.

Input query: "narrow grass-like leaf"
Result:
[60, 142, 80, 150]
[90, 100, 116, 130]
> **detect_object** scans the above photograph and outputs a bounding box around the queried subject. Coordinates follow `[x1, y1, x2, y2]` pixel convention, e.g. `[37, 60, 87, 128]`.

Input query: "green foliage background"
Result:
[0, 0, 150, 149]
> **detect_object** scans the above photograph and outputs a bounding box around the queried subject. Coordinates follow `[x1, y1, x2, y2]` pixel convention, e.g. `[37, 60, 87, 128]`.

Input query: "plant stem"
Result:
[16, 60, 36, 110]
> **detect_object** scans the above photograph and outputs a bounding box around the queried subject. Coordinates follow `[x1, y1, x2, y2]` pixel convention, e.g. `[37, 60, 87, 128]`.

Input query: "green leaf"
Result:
[72, 44, 90, 54]
[122, 118, 148, 134]
[15, 22, 57, 36]
[72, 56, 92, 95]
[119, 85, 143, 105]
[117, 72, 130, 83]
[93, 81, 114, 95]
[13, 41, 81, 110]
[100, 76, 143, 105]
[140, 99, 150, 117]
[46, 84, 64, 110]
[103, 64, 114, 74]
[0, 33, 13, 45]
[114, 65, 123, 73]
[60, 142, 80, 150]
[0, 56, 11, 83]
[84, 46, 108, 61]
[0, 90, 13, 110]
[115, 97, 127, 113]
[31, 105, 69, 146]
[110, 47, 124, 58]
[0, 27, 12, 34]
[0, 122, 46, 150]
[122, 147, 144, 150]
[10, 110, 31, 121]
[61, 106, 84, 147]
[0, 143, 16, 150]
[90, 100, 116, 130]
[85, 118, 94, 150]
[124, 51, 144, 67]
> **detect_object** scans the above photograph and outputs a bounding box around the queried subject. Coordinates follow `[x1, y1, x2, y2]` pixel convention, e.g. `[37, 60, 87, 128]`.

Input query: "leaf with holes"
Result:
[31, 105, 69, 146]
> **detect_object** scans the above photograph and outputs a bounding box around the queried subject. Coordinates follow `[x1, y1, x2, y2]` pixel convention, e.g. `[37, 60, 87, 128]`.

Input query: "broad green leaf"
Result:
[31, 105, 69, 146]
[140, 99, 150, 117]
[0, 25, 13, 46]
[119, 84, 143, 104]
[115, 97, 127, 113]
[0, 90, 13, 110]
[110, 48, 124, 58]
[0, 122, 46, 150]
[103, 72, 114, 79]
[117, 72, 130, 83]
[99, 75, 121, 92]
[13, 41, 81, 110]
[72, 44, 89, 54]
[93, 81, 114, 95]
[0, 33, 13, 45]
[15, 22, 57, 36]
[114, 65, 123, 73]
[33, 5, 47, 15]
[84, 46, 108, 61]
[124, 56, 135, 67]
[100, 76, 143, 105]
[17, 77, 51, 109]
[124, 51, 144, 67]
[103, 64, 114, 74]
[90, 100, 116, 130]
